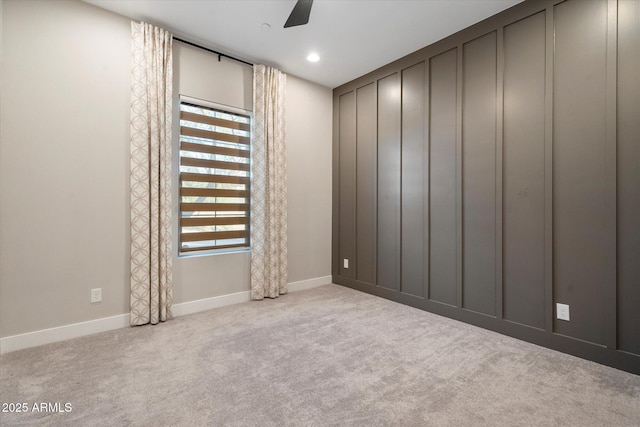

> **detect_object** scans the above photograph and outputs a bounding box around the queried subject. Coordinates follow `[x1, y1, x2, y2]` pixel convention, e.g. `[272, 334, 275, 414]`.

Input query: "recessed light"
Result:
[307, 53, 320, 62]
[261, 23, 271, 30]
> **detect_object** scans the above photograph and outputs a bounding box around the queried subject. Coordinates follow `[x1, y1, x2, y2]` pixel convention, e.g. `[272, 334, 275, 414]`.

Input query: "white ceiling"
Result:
[85, 0, 523, 88]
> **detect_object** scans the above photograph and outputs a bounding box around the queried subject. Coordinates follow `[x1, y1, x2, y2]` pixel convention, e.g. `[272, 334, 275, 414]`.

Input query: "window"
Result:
[178, 98, 251, 255]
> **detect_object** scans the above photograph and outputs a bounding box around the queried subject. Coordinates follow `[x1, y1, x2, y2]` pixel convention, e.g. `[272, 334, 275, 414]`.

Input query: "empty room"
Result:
[1, 0, 639, 425]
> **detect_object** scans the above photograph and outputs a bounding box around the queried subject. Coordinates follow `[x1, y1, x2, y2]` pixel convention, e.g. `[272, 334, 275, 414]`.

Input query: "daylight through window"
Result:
[179, 100, 251, 254]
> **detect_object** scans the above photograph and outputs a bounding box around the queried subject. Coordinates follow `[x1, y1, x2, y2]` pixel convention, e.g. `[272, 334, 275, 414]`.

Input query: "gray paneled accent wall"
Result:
[429, 49, 458, 307]
[461, 31, 498, 317]
[502, 11, 546, 331]
[332, 0, 640, 374]
[401, 62, 427, 299]
[355, 84, 378, 285]
[338, 91, 356, 279]
[553, 0, 609, 346]
[377, 74, 402, 291]
[617, 0, 640, 356]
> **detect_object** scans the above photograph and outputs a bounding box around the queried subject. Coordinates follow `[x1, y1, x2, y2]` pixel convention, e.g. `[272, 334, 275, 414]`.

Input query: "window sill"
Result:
[177, 247, 251, 259]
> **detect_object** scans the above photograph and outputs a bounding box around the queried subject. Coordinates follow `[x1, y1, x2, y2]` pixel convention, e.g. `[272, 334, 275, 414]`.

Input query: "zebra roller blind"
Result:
[179, 100, 251, 254]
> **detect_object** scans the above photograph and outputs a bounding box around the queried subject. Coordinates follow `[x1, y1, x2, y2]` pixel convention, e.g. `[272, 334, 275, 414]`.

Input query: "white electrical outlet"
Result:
[91, 288, 102, 303]
[556, 303, 570, 321]
[343, 258, 349, 269]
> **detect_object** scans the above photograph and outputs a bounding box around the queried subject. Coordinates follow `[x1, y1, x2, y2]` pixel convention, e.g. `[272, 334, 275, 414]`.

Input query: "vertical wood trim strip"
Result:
[544, 6, 554, 333]
[332, 94, 341, 278]
[375, 80, 380, 287]
[605, 0, 618, 350]
[456, 45, 464, 310]
[354, 90, 359, 279]
[496, 27, 505, 320]
[399, 73, 404, 293]
[374, 83, 379, 286]
[425, 60, 432, 301]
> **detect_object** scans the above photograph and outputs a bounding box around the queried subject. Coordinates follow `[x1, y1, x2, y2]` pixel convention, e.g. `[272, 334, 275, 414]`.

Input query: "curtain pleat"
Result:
[251, 65, 288, 300]
[129, 21, 173, 325]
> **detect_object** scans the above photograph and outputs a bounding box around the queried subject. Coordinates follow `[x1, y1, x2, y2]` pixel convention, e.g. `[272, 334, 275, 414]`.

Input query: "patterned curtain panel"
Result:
[251, 65, 288, 300]
[129, 22, 173, 325]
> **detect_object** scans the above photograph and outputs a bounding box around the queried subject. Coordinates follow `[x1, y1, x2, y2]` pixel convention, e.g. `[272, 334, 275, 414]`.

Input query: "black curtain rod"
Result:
[174, 37, 253, 67]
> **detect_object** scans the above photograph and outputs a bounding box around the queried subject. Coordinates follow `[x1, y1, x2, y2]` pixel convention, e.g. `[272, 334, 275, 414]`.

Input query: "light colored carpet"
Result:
[1, 284, 639, 426]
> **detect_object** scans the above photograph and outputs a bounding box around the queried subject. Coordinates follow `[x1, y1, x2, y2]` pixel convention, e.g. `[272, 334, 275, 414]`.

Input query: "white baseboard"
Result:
[288, 275, 332, 292]
[0, 275, 331, 355]
[171, 275, 332, 317]
[0, 314, 130, 355]
[171, 290, 251, 317]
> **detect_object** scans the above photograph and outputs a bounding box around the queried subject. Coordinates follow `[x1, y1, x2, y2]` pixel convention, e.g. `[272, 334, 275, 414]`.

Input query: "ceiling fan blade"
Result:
[284, 0, 314, 28]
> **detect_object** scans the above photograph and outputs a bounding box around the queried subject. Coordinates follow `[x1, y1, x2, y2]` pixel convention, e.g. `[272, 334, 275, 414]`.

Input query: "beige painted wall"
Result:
[1, 0, 132, 337]
[171, 41, 254, 305]
[286, 75, 333, 282]
[0, 0, 332, 338]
